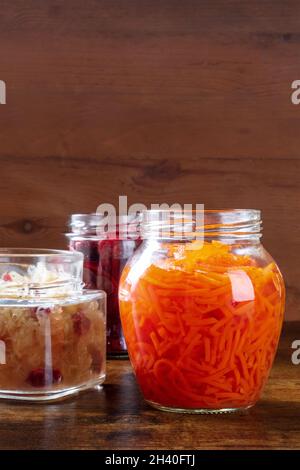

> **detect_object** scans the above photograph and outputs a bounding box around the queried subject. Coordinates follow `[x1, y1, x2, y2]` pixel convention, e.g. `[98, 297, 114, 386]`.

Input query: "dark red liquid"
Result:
[69, 238, 140, 357]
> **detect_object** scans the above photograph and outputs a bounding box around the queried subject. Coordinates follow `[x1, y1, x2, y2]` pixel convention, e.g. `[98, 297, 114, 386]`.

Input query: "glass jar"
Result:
[0, 249, 106, 401]
[119, 209, 285, 413]
[67, 214, 141, 358]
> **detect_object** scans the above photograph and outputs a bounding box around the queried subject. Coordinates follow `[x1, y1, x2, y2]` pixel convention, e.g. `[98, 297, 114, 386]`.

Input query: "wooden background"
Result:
[0, 1, 299, 319]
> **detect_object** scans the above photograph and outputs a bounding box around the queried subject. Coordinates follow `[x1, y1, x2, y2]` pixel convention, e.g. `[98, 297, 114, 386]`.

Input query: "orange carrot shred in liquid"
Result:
[119, 241, 285, 410]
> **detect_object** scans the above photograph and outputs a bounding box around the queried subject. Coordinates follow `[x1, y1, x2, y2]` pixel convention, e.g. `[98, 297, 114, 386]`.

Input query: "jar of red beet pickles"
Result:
[67, 214, 140, 358]
[119, 209, 285, 413]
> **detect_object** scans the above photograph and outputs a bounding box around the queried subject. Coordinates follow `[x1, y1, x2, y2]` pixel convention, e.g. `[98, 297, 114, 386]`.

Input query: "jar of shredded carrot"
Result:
[119, 209, 285, 413]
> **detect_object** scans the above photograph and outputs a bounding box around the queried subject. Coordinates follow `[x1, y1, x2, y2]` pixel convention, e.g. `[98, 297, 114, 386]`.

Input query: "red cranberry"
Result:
[27, 368, 62, 387]
[3, 273, 12, 281]
[72, 311, 91, 336]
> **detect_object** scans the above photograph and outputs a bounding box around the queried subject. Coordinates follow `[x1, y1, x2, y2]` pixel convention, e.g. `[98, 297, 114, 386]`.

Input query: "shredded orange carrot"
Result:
[119, 240, 285, 410]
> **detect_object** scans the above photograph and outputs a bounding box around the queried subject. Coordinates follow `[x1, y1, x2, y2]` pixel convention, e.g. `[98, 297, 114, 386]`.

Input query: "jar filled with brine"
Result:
[67, 213, 141, 358]
[119, 209, 285, 413]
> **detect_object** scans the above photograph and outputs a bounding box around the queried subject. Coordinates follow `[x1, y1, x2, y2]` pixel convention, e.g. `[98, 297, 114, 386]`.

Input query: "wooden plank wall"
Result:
[0, 1, 299, 319]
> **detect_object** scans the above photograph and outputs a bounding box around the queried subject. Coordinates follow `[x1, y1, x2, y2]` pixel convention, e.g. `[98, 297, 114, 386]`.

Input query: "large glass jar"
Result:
[67, 214, 140, 358]
[0, 249, 106, 401]
[119, 210, 285, 413]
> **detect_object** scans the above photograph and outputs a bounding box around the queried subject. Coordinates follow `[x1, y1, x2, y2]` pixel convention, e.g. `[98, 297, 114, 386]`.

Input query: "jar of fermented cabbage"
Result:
[0, 249, 106, 401]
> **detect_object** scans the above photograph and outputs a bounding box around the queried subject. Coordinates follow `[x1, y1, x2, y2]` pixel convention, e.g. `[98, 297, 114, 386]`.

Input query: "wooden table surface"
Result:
[0, 322, 299, 450]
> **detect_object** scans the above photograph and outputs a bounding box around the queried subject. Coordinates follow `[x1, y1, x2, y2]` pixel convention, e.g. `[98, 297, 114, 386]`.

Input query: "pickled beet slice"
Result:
[27, 368, 62, 387]
[71, 240, 99, 262]
[72, 311, 91, 336]
[82, 273, 97, 289]
[84, 261, 99, 274]
[70, 234, 141, 356]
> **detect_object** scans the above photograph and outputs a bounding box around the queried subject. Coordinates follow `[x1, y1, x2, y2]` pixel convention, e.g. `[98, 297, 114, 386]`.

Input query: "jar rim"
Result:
[67, 213, 141, 239]
[142, 208, 261, 216]
[0, 248, 83, 261]
[68, 212, 140, 221]
[0, 248, 85, 300]
[0, 288, 106, 307]
[141, 208, 262, 241]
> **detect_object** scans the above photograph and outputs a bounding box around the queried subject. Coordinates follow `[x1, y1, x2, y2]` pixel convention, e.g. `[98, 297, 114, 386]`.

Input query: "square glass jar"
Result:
[0, 249, 106, 401]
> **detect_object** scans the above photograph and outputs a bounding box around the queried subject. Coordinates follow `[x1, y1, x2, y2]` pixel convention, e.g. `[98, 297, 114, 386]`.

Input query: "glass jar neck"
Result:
[0, 249, 84, 300]
[67, 213, 141, 240]
[141, 209, 262, 244]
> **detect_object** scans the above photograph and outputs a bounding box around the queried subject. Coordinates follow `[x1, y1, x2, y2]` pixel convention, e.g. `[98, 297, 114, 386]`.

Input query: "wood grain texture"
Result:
[0, 322, 298, 450]
[0, 1, 299, 318]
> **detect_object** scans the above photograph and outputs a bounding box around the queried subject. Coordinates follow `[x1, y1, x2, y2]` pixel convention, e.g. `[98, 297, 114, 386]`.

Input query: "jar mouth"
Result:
[0, 248, 83, 261]
[0, 248, 84, 299]
[141, 209, 262, 241]
[67, 213, 141, 240]
[0, 289, 106, 307]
